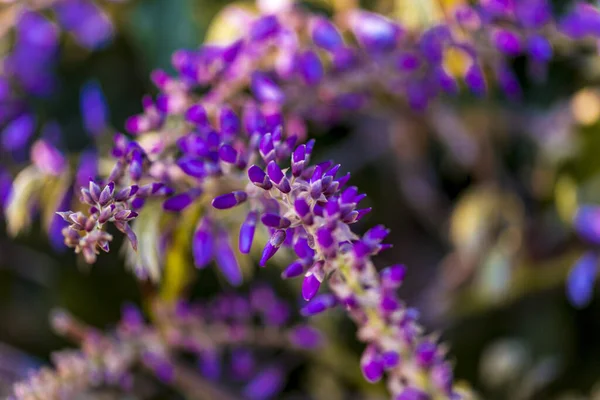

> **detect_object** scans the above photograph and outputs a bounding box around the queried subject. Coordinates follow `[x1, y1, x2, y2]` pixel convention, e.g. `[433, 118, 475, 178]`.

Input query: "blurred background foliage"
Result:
[4, 0, 600, 399]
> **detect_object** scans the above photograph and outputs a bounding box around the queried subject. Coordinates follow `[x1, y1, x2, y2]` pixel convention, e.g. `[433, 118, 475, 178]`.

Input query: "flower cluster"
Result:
[0, 0, 116, 223]
[10, 286, 320, 400]
[7, 1, 600, 399]
[123, 0, 600, 137]
[0, 0, 114, 153]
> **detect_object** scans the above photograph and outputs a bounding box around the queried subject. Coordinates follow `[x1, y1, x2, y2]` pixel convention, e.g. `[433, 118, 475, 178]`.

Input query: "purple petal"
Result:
[360, 346, 383, 383]
[259, 230, 286, 266]
[349, 11, 402, 52]
[281, 260, 305, 279]
[163, 189, 201, 212]
[251, 72, 285, 103]
[250, 15, 280, 42]
[243, 366, 285, 400]
[298, 50, 323, 86]
[311, 17, 343, 51]
[81, 80, 108, 136]
[239, 211, 258, 253]
[54, 0, 114, 49]
[574, 206, 600, 245]
[567, 252, 598, 308]
[288, 325, 322, 349]
[301, 274, 321, 301]
[215, 230, 243, 286]
[193, 217, 214, 268]
[1, 113, 35, 152]
[212, 191, 248, 210]
[185, 104, 208, 126]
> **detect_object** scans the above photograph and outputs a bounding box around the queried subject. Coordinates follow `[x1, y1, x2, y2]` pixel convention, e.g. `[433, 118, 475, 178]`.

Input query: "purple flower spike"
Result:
[302, 273, 321, 301]
[311, 17, 343, 51]
[239, 211, 258, 253]
[215, 230, 243, 286]
[185, 104, 208, 126]
[300, 293, 336, 316]
[288, 325, 323, 349]
[360, 345, 384, 383]
[261, 213, 291, 229]
[349, 11, 402, 52]
[492, 29, 522, 56]
[80, 80, 108, 136]
[193, 217, 214, 269]
[567, 252, 599, 308]
[266, 161, 291, 193]
[259, 229, 286, 266]
[243, 366, 285, 400]
[251, 72, 285, 104]
[163, 189, 202, 212]
[1, 113, 35, 152]
[281, 260, 305, 279]
[212, 191, 248, 210]
[248, 165, 273, 190]
[298, 50, 323, 86]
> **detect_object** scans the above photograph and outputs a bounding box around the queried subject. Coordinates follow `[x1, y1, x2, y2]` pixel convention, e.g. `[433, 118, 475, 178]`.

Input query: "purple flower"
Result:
[297, 50, 323, 86]
[492, 29, 522, 56]
[311, 17, 343, 51]
[574, 206, 600, 245]
[288, 325, 322, 349]
[1, 113, 35, 152]
[300, 294, 336, 316]
[163, 189, 202, 212]
[251, 72, 285, 104]
[30, 139, 66, 175]
[193, 217, 214, 269]
[349, 11, 402, 52]
[239, 211, 258, 253]
[81, 80, 108, 136]
[215, 230, 243, 286]
[567, 252, 598, 308]
[212, 191, 248, 210]
[54, 0, 114, 49]
[243, 366, 285, 400]
[259, 230, 286, 266]
[361, 345, 384, 383]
